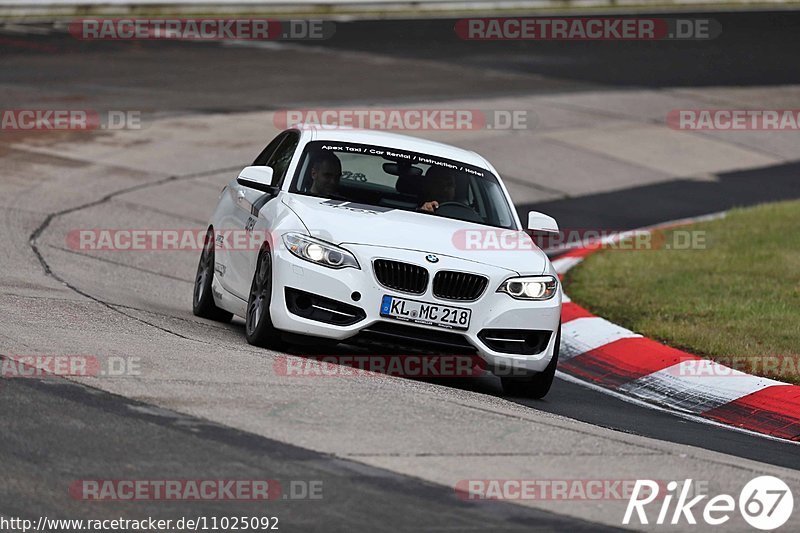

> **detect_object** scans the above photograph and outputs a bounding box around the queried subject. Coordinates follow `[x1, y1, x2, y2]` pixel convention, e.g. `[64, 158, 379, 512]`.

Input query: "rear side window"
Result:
[252, 131, 300, 186]
[266, 133, 299, 186]
[253, 133, 286, 166]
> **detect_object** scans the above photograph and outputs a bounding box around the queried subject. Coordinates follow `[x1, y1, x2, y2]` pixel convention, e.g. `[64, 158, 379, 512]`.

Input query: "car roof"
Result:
[300, 126, 491, 170]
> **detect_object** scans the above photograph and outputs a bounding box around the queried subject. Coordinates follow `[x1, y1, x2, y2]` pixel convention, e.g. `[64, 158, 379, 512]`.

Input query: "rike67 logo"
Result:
[624, 476, 793, 530]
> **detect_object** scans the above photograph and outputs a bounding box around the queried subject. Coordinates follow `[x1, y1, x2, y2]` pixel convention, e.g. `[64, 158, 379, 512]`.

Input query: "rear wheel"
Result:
[193, 227, 233, 323]
[245, 244, 284, 349]
[501, 323, 560, 399]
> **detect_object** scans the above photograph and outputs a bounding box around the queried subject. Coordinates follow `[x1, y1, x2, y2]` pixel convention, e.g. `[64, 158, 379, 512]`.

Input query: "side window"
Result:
[252, 133, 286, 166]
[266, 133, 300, 186]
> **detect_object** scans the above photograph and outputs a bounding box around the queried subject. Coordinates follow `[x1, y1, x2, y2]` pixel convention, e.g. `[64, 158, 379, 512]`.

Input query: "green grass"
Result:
[566, 199, 800, 384]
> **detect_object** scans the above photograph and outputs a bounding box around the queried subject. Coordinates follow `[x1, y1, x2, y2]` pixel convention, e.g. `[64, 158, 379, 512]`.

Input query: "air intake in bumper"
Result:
[478, 329, 552, 355]
[350, 321, 477, 354]
[285, 288, 366, 326]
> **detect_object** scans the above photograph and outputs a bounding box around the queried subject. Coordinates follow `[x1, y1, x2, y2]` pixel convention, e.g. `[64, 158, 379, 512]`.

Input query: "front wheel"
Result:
[245, 244, 284, 350]
[193, 227, 233, 323]
[501, 323, 560, 399]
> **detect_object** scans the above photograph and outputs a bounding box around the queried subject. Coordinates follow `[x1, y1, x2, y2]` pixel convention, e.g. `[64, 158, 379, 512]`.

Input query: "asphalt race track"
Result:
[2, 11, 800, 531]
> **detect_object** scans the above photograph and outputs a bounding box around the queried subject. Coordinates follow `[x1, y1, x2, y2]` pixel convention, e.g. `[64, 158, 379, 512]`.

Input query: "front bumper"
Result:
[269, 243, 562, 374]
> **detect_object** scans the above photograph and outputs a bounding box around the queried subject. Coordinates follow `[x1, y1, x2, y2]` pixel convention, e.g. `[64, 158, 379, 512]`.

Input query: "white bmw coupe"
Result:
[194, 127, 562, 397]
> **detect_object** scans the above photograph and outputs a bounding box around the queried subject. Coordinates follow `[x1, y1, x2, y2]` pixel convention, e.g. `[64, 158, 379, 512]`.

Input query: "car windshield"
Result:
[289, 141, 517, 229]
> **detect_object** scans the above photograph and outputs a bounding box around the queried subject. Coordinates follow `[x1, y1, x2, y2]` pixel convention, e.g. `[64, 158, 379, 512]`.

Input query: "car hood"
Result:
[281, 194, 548, 275]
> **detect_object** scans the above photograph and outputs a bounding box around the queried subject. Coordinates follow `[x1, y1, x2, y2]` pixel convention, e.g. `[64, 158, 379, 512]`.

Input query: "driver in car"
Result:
[418, 166, 457, 213]
[309, 151, 343, 197]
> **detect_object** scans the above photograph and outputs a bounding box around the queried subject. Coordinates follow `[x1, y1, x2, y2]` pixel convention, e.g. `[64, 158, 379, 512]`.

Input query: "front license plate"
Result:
[380, 295, 471, 330]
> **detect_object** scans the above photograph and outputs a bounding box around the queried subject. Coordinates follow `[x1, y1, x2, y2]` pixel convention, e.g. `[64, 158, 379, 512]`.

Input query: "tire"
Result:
[501, 322, 560, 399]
[193, 227, 233, 323]
[245, 243, 285, 349]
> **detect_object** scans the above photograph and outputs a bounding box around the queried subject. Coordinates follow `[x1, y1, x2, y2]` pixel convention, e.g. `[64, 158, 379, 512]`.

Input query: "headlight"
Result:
[282, 233, 360, 270]
[497, 275, 558, 300]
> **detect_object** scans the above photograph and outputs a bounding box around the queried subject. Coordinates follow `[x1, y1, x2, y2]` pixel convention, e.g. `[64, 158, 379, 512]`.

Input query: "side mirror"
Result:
[237, 166, 278, 194]
[527, 211, 559, 233]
